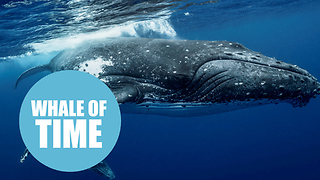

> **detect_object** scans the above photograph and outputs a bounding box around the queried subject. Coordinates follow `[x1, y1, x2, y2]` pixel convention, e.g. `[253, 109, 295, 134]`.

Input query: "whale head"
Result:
[182, 41, 320, 108]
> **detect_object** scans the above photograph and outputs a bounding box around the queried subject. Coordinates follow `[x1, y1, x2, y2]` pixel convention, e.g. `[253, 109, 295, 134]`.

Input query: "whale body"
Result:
[17, 37, 320, 116]
[17, 37, 320, 179]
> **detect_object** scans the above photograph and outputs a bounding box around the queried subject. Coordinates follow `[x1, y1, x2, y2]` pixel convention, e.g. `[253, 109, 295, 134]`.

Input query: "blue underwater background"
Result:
[1, 0, 320, 180]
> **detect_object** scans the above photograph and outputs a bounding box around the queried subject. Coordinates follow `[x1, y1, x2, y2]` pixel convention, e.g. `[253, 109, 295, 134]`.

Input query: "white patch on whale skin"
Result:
[78, 56, 114, 77]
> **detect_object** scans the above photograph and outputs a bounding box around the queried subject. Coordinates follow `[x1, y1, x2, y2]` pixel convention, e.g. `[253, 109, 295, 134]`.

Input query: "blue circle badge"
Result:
[19, 70, 121, 172]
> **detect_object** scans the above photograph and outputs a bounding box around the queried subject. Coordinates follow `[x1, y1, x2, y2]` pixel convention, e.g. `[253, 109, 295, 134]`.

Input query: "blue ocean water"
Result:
[1, 0, 320, 180]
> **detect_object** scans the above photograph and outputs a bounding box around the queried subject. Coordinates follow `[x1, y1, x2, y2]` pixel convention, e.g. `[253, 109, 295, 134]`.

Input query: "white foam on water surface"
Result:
[28, 18, 177, 54]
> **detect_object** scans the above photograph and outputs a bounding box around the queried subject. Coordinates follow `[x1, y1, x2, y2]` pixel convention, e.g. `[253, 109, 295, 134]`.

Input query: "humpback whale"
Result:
[17, 37, 320, 179]
[16, 37, 320, 116]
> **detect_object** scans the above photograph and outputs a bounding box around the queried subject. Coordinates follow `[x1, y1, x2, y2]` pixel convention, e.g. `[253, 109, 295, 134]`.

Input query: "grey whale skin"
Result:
[17, 37, 320, 116]
[17, 37, 320, 179]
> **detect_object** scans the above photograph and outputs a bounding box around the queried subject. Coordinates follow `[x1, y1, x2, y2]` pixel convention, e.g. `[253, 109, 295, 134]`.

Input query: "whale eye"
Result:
[164, 74, 191, 89]
[173, 74, 190, 82]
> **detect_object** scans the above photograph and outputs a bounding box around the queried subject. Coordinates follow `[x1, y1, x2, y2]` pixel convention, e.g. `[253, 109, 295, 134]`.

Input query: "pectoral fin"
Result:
[90, 160, 115, 179]
[20, 148, 30, 163]
[15, 64, 51, 89]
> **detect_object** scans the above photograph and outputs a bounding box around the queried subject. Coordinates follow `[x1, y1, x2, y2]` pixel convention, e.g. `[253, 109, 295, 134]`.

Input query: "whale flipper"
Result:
[20, 148, 115, 179]
[15, 64, 51, 89]
[91, 160, 115, 179]
[20, 148, 29, 163]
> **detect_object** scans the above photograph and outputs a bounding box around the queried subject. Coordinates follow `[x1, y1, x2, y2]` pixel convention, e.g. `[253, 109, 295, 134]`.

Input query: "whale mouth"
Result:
[185, 58, 320, 107]
[209, 57, 312, 78]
